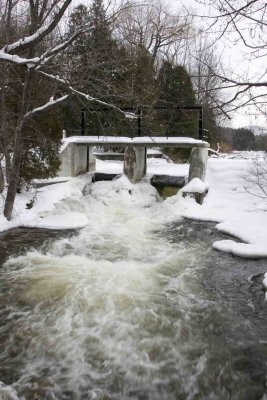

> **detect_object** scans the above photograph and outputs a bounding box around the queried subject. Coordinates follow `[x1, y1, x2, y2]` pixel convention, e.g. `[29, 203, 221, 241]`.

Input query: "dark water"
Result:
[0, 220, 266, 400]
[0, 228, 76, 264]
[165, 220, 267, 399]
[165, 219, 267, 319]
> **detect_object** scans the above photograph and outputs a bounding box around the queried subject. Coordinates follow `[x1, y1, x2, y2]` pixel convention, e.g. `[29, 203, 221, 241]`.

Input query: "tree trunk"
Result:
[0, 3, 12, 180]
[3, 70, 32, 221]
[5, 152, 11, 183]
[3, 123, 24, 220]
[0, 162, 4, 194]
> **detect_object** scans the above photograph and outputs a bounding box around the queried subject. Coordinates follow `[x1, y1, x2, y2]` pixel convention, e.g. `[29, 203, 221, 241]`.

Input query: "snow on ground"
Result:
[0, 176, 90, 231]
[96, 157, 190, 177]
[1, 151, 267, 263]
[181, 177, 208, 194]
[184, 156, 267, 259]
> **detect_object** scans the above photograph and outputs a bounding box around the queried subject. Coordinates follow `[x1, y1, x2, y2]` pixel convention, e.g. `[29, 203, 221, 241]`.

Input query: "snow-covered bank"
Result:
[184, 157, 267, 259]
[0, 176, 90, 231]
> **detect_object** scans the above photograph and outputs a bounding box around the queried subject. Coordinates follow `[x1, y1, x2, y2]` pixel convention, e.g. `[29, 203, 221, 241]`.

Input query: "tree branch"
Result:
[3, 0, 72, 53]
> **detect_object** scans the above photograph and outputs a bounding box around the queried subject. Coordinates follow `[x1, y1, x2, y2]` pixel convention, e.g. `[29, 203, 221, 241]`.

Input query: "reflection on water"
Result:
[0, 180, 267, 400]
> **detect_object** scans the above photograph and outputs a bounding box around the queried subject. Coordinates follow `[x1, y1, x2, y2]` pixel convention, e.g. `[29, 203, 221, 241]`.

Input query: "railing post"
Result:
[199, 107, 203, 140]
[137, 108, 142, 136]
[203, 129, 209, 142]
[81, 108, 85, 136]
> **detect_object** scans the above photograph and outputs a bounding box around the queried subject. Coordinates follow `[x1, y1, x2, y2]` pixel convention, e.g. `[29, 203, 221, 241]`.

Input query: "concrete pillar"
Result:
[59, 143, 95, 177]
[59, 143, 74, 177]
[123, 146, 147, 183]
[87, 146, 96, 172]
[73, 144, 87, 175]
[188, 147, 208, 182]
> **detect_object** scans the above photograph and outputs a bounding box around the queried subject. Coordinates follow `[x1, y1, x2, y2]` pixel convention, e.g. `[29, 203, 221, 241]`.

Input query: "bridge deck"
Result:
[62, 136, 209, 149]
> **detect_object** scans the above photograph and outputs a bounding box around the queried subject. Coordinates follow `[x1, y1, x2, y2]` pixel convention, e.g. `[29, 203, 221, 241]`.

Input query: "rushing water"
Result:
[0, 179, 267, 400]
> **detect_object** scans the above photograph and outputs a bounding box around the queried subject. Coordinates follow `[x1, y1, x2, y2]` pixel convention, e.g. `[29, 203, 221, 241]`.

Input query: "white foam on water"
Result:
[0, 382, 20, 400]
[0, 176, 254, 400]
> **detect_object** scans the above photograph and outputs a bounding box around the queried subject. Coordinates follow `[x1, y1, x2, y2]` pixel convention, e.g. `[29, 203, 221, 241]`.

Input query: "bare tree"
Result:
[115, 0, 191, 66]
[191, 0, 267, 115]
[187, 32, 223, 115]
[244, 153, 267, 200]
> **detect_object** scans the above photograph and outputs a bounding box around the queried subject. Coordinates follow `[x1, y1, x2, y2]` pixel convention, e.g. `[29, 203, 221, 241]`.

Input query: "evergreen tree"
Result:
[62, 1, 131, 135]
[157, 61, 198, 138]
[88, 0, 111, 50]
[128, 45, 156, 106]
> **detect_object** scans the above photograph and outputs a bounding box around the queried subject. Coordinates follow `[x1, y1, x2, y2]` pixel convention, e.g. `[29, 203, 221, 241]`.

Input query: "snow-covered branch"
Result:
[36, 70, 131, 117]
[0, 28, 93, 71]
[0, 50, 40, 67]
[24, 95, 69, 119]
[3, 0, 72, 54]
[0, 21, 93, 71]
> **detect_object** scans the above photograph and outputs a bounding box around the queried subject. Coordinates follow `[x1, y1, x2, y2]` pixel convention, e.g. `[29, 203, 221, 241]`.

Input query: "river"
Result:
[0, 178, 266, 400]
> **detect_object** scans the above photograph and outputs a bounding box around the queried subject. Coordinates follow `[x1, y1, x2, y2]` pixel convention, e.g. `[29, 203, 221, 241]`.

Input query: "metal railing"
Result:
[66, 106, 205, 141]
